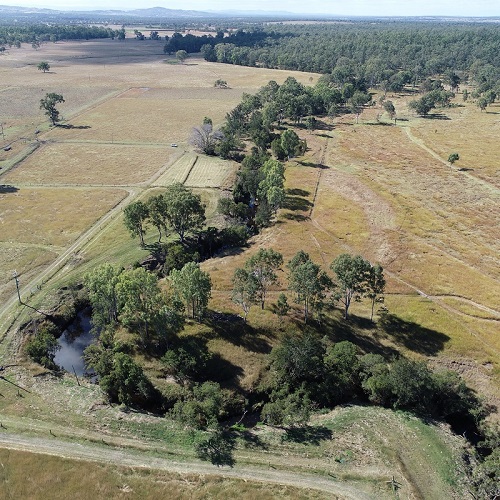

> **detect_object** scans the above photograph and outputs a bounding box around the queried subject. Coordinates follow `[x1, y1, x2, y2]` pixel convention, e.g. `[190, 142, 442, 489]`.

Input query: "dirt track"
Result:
[0, 431, 373, 499]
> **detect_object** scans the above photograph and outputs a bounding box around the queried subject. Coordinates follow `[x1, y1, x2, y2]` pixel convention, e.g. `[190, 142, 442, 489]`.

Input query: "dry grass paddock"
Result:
[2, 143, 178, 186]
[0, 38, 498, 432]
[0, 245, 58, 305]
[153, 152, 198, 186]
[0, 187, 126, 247]
[185, 155, 237, 189]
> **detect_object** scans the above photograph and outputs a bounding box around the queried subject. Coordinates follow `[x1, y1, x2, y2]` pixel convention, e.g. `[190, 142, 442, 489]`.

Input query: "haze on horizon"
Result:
[3, 0, 499, 17]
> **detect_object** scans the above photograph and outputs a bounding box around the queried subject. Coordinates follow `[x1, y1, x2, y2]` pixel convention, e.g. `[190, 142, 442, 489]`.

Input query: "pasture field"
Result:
[0, 187, 127, 247]
[153, 152, 198, 186]
[185, 154, 237, 189]
[2, 143, 176, 186]
[0, 448, 330, 500]
[0, 245, 58, 306]
[204, 92, 499, 403]
[0, 37, 498, 496]
[45, 91, 241, 144]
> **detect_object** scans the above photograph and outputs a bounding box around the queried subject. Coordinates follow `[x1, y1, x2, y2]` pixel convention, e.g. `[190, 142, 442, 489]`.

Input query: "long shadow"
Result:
[58, 124, 91, 129]
[282, 425, 332, 445]
[161, 334, 244, 388]
[365, 122, 394, 127]
[282, 213, 309, 222]
[423, 114, 450, 120]
[0, 185, 19, 194]
[283, 195, 312, 212]
[379, 312, 449, 355]
[205, 352, 244, 386]
[204, 313, 273, 355]
[310, 315, 399, 359]
[287, 188, 310, 197]
[196, 429, 235, 467]
[297, 160, 329, 169]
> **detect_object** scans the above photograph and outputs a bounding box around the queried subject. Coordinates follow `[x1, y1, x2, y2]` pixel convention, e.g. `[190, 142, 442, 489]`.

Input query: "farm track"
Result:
[0, 431, 373, 499]
[307, 132, 499, 354]
[0, 187, 138, 345]
[402, 126, 500, 194]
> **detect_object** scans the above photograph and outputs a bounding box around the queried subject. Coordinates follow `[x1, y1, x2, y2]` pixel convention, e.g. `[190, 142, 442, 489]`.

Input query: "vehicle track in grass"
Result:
[0, 187, 138, 346]
[0, 431, 374, 499]
[306, 132, 499, 355]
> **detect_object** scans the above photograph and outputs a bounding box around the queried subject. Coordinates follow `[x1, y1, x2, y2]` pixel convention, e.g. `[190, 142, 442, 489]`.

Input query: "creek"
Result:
[54, 309, 94, 377]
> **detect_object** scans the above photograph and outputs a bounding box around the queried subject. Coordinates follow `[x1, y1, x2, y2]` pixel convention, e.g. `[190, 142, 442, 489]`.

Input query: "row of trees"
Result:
[195, 23, 499, 91]
[0, 24, 123, 47]
[262, 335, 483, 427]
[232, 249, 385, 324]
[123, 183, 205, 246]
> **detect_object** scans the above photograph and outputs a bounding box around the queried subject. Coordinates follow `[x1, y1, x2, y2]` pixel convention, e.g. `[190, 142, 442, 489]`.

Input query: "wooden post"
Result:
[72, 365, 81, 386]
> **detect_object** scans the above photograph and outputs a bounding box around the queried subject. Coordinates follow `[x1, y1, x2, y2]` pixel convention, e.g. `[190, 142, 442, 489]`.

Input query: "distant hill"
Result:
[0, 5, 498, 23]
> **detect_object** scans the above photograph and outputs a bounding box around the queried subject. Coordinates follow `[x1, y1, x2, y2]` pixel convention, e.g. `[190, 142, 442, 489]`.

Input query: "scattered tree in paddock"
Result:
[231, 267, 258, 322]
[244, 248, 283, 310]
[366, 263, 386, 321]
[448, 153, 460, 165]
[288, 251, 332, 323]
[383, 100, 396, 123]
[39, 92, 64, 125]
[331, 254, 371, 320]
[170, 262, 212, 321]
[214, 79, 228, 88]
[37, 61, 50, 72]
[190, 122, 224, 156]
[176, 50, 188, 63]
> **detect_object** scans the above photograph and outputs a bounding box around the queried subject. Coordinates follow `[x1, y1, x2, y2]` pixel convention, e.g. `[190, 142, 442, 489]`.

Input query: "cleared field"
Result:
[407, 99, 500, 186]
[153, 152, 197, 186]
[0, 187, 127, 246]
[185, 155, 237, 189]
[45, 95, 240, 144]
[325, 113, 499, 307]
[2, 143, 174, 186]
[0, 244, 58, 305]
[0, 448, 328, 500]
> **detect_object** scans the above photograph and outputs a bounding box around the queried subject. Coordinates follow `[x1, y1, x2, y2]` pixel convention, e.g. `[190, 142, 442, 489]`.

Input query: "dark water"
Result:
[54, 310, 94, 376]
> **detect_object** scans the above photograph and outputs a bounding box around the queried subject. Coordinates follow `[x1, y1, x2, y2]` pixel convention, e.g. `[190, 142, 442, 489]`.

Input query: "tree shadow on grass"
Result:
[58, 124, 91, 129]
[308, 315, 399, 359]
[196, 429, 235, 467]
[365, 121, 394, 126]
[423, 113, 450, 120]
[287, 188, 310, 197]
[297, 160, 329, 169]
[378, 312, 450, 355]
[205, 313, 273, 355]
[0, 185, 19, 194]
[283, 195, 312, 212]
[230, 425, 269, 450]
[282, 213, 310, 222]
[282, 425, 332, 445]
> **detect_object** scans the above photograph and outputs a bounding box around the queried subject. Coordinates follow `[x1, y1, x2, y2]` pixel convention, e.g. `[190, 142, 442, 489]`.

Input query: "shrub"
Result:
[25, 326, 60, 370]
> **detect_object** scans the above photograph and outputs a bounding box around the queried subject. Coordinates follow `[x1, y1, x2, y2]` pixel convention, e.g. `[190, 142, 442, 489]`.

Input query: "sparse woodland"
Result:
[1, 15, 498, 498]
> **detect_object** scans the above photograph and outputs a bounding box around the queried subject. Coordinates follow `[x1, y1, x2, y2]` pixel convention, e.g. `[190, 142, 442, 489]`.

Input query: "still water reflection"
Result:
[54, 310, 93, 376]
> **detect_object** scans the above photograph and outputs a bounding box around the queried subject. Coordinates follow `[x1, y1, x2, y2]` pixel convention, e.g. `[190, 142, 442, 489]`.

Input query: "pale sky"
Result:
[4, 0, 499, 17]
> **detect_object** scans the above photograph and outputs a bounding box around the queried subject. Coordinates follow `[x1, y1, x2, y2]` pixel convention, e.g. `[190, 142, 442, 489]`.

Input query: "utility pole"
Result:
[13, 270, 21, 304]
[0, 123, 4, 140]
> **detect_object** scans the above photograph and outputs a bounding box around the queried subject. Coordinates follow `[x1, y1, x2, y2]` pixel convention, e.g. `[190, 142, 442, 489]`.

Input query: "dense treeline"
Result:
[163, 29, 270, 55]
[194, 23, 499, 92]
[0, 24, 123, 46]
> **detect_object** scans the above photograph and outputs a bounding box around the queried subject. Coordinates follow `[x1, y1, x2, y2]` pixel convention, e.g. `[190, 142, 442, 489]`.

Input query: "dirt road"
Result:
[0, 431, 373, 499]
